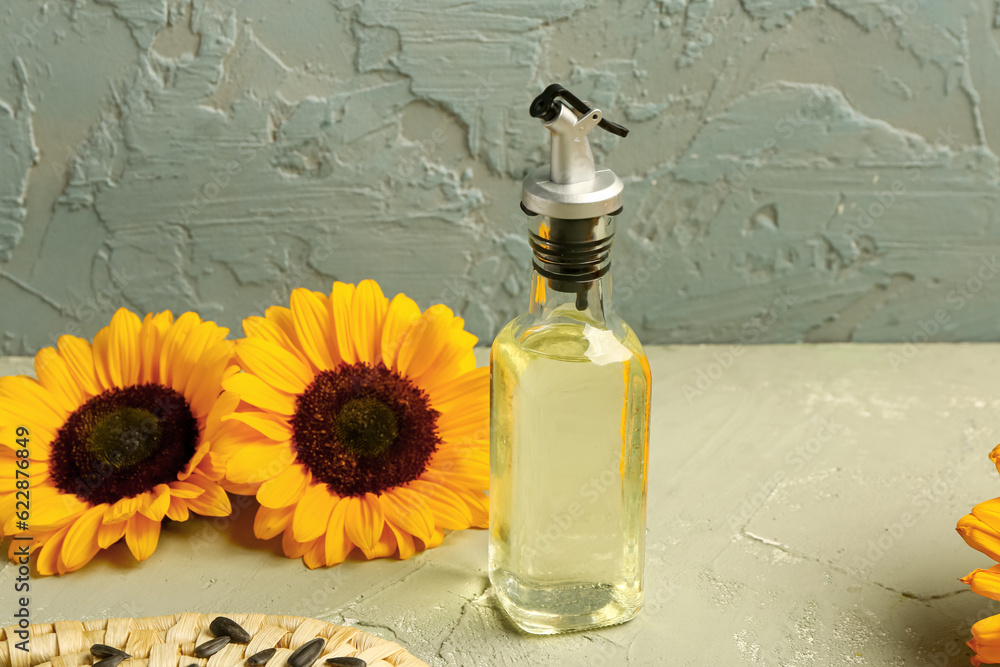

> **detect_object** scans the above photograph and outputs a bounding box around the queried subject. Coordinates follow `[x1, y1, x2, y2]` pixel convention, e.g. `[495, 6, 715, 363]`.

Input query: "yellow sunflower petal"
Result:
[15, 487, 88, 532]
[209, 417, 276, 462]
[0, 422, 52, 456]
[57, 335, 102, 396]
[991, 444, 1000, 477]
[379, 487, 435, 545]
[265, 305, 302, 346]
[428, 445, 489, 480]
[36, 524, 72, 576]
[137, 311, 174, 385]
[292, 484, 339, 543]
[205, 389, 241, 439]
[185, 338, 235, 419]
[418, 525, 444, 550]
[331, 282, 358, 364]
[350, 280, 388, 365]
[290, 288, 338, 371]
[34, 347, 86, 415]
[138, 484, 172, 522]
[282, 530, 311, 559]
[97, 516, 129, 548]
[974, 498, 1000, 529]
[421, 472, 488, 527]
[167, 318, 228, 399]
[165, 495, 190, 522]
[243, 312, 297, 350]
[970, 614, 1000, 665]
[183, 473, 232, 517]
[385, 519, 416, 560]
[367, 523, 398, 559]
[962, 565, 1000, 602]
[167, 480, 205, 499]
[92, 308, 142, 388]
[0, 375, 67, 430]
[225, 443, 294, 486]
[222, 373, 298, 416]
[157, 311, 201, 389]
[303, 536, 327, 570]
[324, 498, 353, 566]
[958, 513, 1000, 562]
[105, 495, 142, 525]
[125, 513, 161, 562]
[428, 367, 489, 413]
[60, 504, 107, 572]
[396, 304, 476, 383]
[344, 494, 385, 559]
[406, 480, 473, 530]
[257, 464, 311, 508]
[412, 339, 477, 394]
[436, 404, 490, 440]
[254, 505, 294, 540]
[380, 293, 422, 369]
[223, 410, 294, 442]
[235, 338, 313, 394]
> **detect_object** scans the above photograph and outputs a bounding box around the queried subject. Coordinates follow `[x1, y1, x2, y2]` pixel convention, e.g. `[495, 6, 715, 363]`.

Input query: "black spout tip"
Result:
[530, 84, 564, 122]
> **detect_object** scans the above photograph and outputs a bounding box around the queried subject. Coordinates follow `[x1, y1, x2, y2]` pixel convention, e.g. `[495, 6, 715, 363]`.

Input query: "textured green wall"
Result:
[2, 0, 999, 351]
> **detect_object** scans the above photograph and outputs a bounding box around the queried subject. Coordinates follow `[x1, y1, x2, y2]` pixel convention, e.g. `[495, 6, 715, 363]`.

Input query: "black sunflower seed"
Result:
[325, 658, 367, 666]
[90, 644, 130, 659]
[195, 635, 231, 658]
[92, 656, 126, 667]
[246, 647, 277, 665]
[210, 616, 251, 644]
[288, 638, 326, 667]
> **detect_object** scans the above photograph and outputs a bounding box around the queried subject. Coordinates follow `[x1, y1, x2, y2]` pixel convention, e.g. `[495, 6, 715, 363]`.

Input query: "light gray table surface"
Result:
[1, 344, 999, 666]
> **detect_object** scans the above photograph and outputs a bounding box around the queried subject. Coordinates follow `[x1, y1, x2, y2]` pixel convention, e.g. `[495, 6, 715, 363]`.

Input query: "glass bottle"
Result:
[489, 85, 651, 634]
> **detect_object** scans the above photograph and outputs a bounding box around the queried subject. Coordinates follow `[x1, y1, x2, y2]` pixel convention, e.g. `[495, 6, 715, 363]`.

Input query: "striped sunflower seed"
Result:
[210, 616, 251, 644]
[288, 638, 326, 667]
[90, 644, 130, 659]
[325, 658, 367, 666]
[195, 635, 231, 658]
[92, 656, 126, 667]
[246, 647, 277, 665]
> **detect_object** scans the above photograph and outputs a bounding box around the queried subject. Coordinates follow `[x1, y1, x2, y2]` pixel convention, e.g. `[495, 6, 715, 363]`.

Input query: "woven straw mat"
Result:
[0, 613, 429, 667]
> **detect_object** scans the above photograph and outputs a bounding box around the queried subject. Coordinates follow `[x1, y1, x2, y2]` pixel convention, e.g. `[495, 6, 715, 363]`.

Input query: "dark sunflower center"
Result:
[49, 384, 198, 505]
[335, 396, 399, 458]
[88, 407, 162, 468]
[292, 362, 440, 497]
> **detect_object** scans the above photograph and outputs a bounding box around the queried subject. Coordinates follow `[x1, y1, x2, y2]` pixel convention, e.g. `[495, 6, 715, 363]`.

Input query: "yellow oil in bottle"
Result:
[489, 318, 650, 634]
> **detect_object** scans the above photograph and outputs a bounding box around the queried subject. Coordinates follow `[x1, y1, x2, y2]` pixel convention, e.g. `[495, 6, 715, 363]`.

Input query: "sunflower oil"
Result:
[489, 319, 650, 633]
[490, 82, 650, 633]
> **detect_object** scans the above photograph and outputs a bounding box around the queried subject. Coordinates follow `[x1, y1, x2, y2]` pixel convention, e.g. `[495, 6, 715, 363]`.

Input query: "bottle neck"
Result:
[528, 268, 613, 326]
[526, 214, 615, 327]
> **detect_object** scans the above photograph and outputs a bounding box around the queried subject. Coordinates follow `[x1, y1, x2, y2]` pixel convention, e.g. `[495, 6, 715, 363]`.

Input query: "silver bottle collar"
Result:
[521, 84, 629, 220]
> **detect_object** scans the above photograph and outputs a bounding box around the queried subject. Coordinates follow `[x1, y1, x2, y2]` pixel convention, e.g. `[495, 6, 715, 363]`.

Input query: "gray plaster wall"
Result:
[2, 0, 999, 352]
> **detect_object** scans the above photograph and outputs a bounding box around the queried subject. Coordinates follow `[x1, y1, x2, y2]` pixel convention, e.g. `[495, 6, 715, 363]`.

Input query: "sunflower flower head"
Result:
[212, 280, 489, 569]
[958, 454, 1000, 664]
[0, 309, 234, 574]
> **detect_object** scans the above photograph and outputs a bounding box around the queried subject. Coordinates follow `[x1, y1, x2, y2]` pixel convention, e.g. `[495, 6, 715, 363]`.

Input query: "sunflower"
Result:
[212, 280, 488, 569]
[956, 444, 1000, 664]
[0, 309, 234, 575]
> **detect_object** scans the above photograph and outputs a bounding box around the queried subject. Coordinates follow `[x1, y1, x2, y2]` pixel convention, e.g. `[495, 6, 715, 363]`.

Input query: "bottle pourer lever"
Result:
[529, 84, 630, 137]
[521, 84, 629, 219]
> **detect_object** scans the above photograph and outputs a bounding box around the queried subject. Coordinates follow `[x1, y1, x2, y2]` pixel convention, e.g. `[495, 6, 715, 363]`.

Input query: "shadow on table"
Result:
[897, 591, 1000, 667]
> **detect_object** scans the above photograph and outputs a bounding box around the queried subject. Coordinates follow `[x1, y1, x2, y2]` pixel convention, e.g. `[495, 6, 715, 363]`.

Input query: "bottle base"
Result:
[490, 570, 642, 635]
